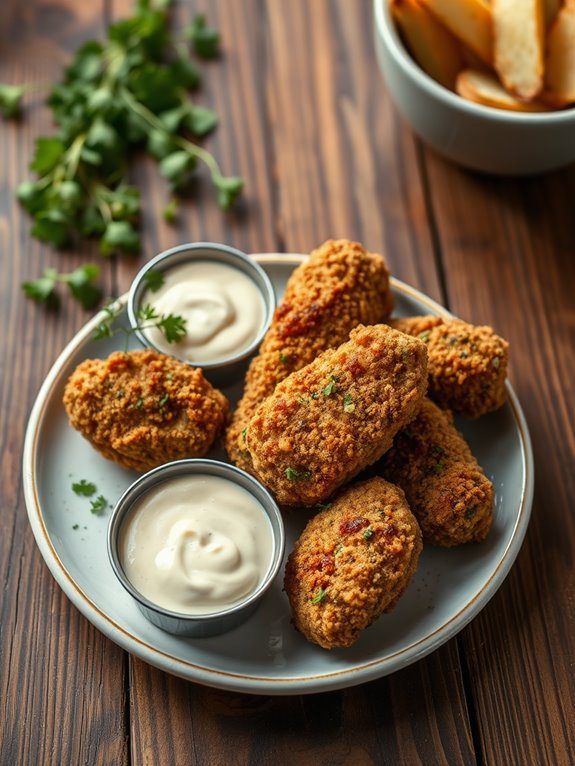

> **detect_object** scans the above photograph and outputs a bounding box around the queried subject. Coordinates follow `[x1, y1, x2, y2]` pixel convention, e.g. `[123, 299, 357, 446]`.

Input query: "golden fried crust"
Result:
[225, 239, 394, 469]
[390, 316, 509, 418]
[284, 477, 422, 649]
[245, 324, 428, 506]
[378, 398, 493, 546]
[63, 349, 228, 472]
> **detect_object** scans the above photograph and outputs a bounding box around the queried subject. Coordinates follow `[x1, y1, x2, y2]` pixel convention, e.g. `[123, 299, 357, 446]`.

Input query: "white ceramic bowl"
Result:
[373, 0, 575, 176]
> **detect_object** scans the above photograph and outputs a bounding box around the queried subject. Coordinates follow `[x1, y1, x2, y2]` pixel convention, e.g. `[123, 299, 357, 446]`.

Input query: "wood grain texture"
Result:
[419, 151, 575, 763]
[265, 0, 443, 299]
[0, 2, 126, 765]
[128, 641, 475, 766]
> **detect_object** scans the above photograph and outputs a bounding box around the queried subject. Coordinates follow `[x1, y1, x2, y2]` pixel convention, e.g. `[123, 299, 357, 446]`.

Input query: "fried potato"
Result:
[456, 68, 553, 111]
[493, 0, 545, 100]
[543, 0, 563, 28]
[544, 1, 575, 106]
[391, 0, 463, 89]
[420, 0, 494, 65]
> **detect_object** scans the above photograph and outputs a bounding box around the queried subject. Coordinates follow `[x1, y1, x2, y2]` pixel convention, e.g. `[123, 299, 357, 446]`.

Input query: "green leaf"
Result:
[16, 181, 49, 214]
[21, 268, 59, 305]
[214, 175, 244, 208]
[0, 83, 25, 118]
[185, 105, 218, 137]
[157, 313, 187, 343]
[90, 495, 109, 515]
[162, 198, 178, 223]
[147, 129, 177, 159]
[80, 205, 106, 236]
[185, 14, 221, 59]
[30, 137, 66, 174]
[159, 150, 195, 187]
[72, 479, 97, 497]
[169, 57, 201, 90]
[62, 264, 102, 309]
[100, 220, 140, 255]
[31, 209, 70, 248]
[143, 269, 165, 292]
[55, 180, 83, 212]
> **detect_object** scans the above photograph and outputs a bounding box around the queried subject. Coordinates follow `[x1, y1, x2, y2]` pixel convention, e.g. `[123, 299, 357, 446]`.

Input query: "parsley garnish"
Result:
[279, 352, 289, 364]
[90, 495, 109, 515]
[418, 330, 431, 342]
[6, 1, 243, 303]
[143, 269, 165, 293]
[241, 427, 248, 442]
[285, 466, 312, 481]
[343, 393, 355, 413]
[311, 588, 327, 604]
[94, 300, 187, 348]
[72, 479, 97, 497]
[322, 375, 339, 396]
[363, 526, 374, 540]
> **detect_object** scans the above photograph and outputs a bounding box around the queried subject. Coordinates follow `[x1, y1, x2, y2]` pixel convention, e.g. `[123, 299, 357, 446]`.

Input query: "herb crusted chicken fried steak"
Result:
[245, 323, 428, 507]
[63, 349, 229, 472]
[284, 477, 422, 649]
[225, 238, 394, 470]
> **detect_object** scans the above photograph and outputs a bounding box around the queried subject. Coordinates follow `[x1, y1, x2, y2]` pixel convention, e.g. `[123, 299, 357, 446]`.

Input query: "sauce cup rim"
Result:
[126, 242, 276, 370]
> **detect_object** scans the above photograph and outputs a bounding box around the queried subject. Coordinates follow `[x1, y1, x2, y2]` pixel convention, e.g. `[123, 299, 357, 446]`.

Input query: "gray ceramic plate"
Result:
[23, 254, 534, 695]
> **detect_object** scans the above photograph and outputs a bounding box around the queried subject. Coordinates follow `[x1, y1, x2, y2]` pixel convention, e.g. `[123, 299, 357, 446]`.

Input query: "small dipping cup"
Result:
[107, 459, 285, 638]
[127, 242, 276, 383]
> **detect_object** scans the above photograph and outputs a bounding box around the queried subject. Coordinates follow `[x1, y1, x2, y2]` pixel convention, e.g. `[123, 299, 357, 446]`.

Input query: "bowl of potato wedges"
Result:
[374, 0, 575, 175]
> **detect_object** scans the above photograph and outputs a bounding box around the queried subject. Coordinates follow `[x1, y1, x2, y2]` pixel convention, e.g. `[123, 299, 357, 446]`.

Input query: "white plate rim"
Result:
[22, 253, 534, 694]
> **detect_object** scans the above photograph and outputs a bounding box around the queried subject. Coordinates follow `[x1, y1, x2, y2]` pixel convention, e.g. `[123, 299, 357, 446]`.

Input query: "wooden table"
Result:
[2, 1, 574, 764]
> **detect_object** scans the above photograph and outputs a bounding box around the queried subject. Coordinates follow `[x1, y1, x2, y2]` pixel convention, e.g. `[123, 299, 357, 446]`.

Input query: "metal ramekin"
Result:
[127, 242, 276, 382]
[107, 459, 285, 638]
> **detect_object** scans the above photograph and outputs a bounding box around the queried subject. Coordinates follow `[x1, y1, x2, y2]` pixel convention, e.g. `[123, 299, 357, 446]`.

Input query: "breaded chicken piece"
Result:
[284, 477, 422, 649]
[63, 349, 228, 472]
[245, 324, 428, 507]
[225, 239, 394, 470]
[377, 398, 493, 546]
[389, 315, 508, 418]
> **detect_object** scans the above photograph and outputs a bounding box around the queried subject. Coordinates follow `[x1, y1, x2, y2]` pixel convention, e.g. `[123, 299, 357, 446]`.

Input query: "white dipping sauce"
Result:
[142, 260, 265, 363]
[119, 475, 274, 614]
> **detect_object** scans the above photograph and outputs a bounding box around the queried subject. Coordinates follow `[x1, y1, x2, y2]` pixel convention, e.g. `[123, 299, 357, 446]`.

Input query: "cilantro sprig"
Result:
[5, 0, 243, 266]
[94, 300, 187, 348]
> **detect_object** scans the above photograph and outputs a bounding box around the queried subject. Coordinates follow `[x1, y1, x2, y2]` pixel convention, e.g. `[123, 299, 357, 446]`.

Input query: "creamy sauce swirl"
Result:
[119, 475, 273, 614]
[142, 260, 265, 363]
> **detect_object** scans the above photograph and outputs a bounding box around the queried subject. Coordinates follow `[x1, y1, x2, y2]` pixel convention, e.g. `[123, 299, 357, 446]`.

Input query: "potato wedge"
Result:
[543, 0, 563, 28]
[544, 0, 575, 106]
[391, 0, 463, 89]
[493, 0, 545, 100]
[456, 68, 553, 111]
[421, 0, 493, 65]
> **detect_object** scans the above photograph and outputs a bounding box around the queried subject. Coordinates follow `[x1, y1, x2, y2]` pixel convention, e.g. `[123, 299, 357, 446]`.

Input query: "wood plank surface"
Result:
[1, 0, 574, 765]
[419, 153, 575, 763]
[0, 2, 128, 766]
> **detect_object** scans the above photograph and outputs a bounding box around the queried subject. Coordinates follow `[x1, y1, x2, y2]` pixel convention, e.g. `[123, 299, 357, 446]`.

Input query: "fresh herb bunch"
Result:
[9, 0, 243, 257]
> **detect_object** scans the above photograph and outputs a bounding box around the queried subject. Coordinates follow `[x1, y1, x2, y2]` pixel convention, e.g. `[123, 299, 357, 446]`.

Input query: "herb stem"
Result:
[119, 85, 225, 182]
